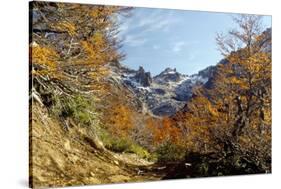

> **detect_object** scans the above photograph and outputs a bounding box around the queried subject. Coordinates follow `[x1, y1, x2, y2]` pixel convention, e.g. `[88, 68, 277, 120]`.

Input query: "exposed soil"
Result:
[30, 104, 169, 188]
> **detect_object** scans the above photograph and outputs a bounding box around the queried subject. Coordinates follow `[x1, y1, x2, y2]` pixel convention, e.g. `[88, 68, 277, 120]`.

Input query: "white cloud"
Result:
[172, 41, 186, 52]
[117, 8, 181, 43]
[136, 9, 180, 33]
[143, 19, 171, 33]
[124, 35, 147, 47]
[119, 22, 129, 34]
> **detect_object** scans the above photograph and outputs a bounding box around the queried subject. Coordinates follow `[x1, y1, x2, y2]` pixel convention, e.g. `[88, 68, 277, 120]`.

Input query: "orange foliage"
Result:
[172, 16, 271, 170]
[31, 45, 58, 76]
[146, 117, 182, 145]
[107, 104, 133, 138]
[31, 2, 127, 95]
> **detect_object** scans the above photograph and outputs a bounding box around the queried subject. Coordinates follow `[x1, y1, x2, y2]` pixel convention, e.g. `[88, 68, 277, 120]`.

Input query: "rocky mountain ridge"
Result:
[108, 62, 216, 116]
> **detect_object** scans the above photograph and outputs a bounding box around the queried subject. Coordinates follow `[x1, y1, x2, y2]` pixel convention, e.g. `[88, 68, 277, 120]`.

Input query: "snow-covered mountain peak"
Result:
[108, 62, 215, 116]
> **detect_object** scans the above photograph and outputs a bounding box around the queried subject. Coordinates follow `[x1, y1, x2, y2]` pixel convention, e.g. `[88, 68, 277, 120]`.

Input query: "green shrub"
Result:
[108, 138, 132, 153]
[99, 130, 130, 152]
[126, 143, 151, 159]
[155, 141, 186, 163]
[98, 128, 152, 159]
[51, 94, 99, 126]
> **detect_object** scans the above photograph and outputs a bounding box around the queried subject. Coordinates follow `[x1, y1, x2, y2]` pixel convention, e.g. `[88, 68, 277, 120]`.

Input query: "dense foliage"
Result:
[153, 15, 272, 174]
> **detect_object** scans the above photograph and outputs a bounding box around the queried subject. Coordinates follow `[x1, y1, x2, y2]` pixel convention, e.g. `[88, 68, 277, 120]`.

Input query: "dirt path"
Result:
[30, 105, 166, 188]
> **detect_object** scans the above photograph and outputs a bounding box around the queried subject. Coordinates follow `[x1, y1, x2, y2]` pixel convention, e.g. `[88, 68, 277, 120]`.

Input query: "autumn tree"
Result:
[29, 2, 133, 153]
[214, 15, 271, 138]
[174, 15, 271, 173]
[106, 103, 134, 137]
[174, 95, 222, 153]
[146, 116, 182, 146]
[144, 116, 186, 162]
[30, 2, 130, 103]
[212, 15, 271, 171]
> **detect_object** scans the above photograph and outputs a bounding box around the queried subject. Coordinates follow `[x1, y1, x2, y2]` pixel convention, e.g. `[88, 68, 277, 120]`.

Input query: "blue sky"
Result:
[118, 8, 272, 76]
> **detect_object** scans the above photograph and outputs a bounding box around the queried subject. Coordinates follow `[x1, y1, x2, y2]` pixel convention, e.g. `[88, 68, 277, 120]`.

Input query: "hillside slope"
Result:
[29, 104, 164, 188]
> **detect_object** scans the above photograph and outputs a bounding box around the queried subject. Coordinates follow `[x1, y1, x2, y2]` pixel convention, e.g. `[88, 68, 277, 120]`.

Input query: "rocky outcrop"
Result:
[108, 64, 212, 116]
[154, 68, 182, 84]
[134, 66, 152, 87]
[151, 103, 177, 117]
